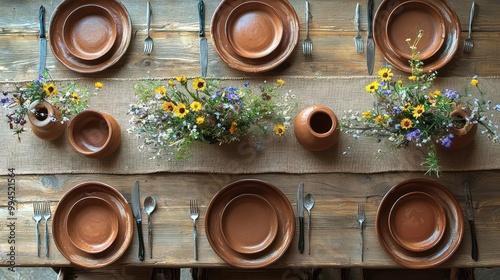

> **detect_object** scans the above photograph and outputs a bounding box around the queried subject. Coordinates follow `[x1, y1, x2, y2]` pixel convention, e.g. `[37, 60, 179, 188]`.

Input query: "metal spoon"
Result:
[304, 193, 315, 254]
[144, 196, 157, 258]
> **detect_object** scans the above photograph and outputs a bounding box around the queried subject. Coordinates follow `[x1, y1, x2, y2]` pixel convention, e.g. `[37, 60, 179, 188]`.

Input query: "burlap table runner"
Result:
[1, 77, 499, 175]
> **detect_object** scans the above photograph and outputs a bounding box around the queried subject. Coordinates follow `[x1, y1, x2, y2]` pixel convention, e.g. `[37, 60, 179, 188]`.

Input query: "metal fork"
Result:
[354, 3, 364, 53]
[33, 202, 42, 257]
[42, 202, 51, 257]
[357, 202, 366, 262]
[302, 0, 313, 57]
[464, 1, 476, 53]
[144, 1, 154, 55]
[190, 200, 199, 261]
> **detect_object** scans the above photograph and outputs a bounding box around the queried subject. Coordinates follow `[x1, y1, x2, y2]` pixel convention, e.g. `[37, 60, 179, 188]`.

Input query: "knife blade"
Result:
[464, 182, 479, 261]
[366, 0, 375, 75]
[131, 180, 145, 261]
[297, 182, 304, 254]
[198, 0, 208, 77]
[38, 5, 47, 76]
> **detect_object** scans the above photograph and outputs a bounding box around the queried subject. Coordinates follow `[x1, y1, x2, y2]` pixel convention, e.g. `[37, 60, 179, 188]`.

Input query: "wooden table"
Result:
[1, 0, 499, 275]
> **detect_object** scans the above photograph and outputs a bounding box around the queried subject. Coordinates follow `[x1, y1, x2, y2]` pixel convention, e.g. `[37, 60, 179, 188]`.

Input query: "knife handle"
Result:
[469, 219, 479, 261]
[39, 5, 45, 38]
[298, 216, 304, 253]
[136, 220, 145, 261]
[198, 0, 205, 37]
[367, 0, 374, 38]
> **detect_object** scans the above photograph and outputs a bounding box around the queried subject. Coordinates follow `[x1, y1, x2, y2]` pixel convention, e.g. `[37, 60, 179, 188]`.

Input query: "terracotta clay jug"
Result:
[446, 104, 478, 150]
[294, 105, 339, 151]
[28, 100, 67, 140]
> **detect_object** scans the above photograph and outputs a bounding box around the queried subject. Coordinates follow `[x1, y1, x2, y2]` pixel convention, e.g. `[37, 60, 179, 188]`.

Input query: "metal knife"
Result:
[131, 180, 145, 261]
[366, 0, 375, 75]
[297, 182, 305, 254]
[198, 0, 208, 77]
[464, 182, 479, 261]
[38, 5, 47, 76]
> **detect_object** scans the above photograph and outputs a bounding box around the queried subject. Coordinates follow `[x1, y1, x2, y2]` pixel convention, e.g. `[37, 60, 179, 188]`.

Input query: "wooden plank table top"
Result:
[0, 0, 499, 271]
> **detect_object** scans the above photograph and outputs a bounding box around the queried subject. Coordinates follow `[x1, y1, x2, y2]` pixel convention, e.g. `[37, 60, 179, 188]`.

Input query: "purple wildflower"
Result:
[406, 129, 421, 142]
[440, 136, 453, 148]
[444, 89, 459, 100]
[243, 82, 249, 88]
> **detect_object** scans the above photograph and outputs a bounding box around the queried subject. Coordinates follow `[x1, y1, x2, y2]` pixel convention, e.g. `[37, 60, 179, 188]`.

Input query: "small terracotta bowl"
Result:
[68, 110, 121, 159]
[220, 194, 278, 254]
[225, 1, 283, 59]
[62, 4, 117, 60]
[385, 0, 445, 61]
[388, 191, 447, 252]
[66, 196, 119, 254]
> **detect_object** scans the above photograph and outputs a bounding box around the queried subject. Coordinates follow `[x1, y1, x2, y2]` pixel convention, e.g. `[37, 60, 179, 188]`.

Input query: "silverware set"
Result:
[297, 183, 315, 254]
[33, 201, 51, 257]
[464, 1, 476, 53]
[302, 0, 313, 57]
[144, 195, 157, 259]
[190, 200, 199, 260]
[144, 1, 154, 55]
[356, 202, 366, 262]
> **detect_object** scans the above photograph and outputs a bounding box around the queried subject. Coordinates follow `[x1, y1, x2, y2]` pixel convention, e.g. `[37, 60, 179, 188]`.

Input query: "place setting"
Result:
[375, 178, 464, 268]
[49, 0, 132, 73]
[204, 179, 295, 268]
[210, 0, 299, 73]
[51, 181, 134, 268]
[373, 0, 460, 73]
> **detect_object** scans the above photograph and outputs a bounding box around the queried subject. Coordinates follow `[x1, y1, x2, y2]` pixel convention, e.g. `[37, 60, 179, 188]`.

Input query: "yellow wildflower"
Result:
[374, 115, 386, 124]
[43, 83, 58, 96]
[192, 78, 206, 91]
[176, 76, 187, 84]
[362, 110, 373, 119]
[378, 68, 393, 82]
[471, 78, 479, 86]
[155, 86, 167, 96]
[70, 93, 80, 103]
[174, 103, 189, 118]
[274, 124, 286, 136]
[276, 79, 285, 86]
[168, 80, 175, 87]
[94, 82, 103, 89]
[196, 116, 205, 125]
[430, 89, 441, 97]
[408, 75, 417, 81]
[400, 118, 413, 129]
[190, 101, 202, 112]
[365, 81, 380, 93]
[412, 104, 425, 118]
[402, 102, 411, 111]
[162, 101, 175, 112]
[229, 121, 238, 134]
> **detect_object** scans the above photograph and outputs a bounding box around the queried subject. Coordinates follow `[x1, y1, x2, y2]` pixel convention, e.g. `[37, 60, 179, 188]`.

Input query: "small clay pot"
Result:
[68, 110, 121, 159]
[294, 105, 340, 151]
[28, 100, 67, 140]
[446, 104, 478, 150]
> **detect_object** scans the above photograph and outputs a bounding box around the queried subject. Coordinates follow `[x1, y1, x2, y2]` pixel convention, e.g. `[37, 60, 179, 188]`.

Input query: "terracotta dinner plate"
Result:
[376, 178, 464, 268]
[66, 196, 119, 254]
[206, 179, 295, 268]
[385, 0, 445, 60]
[211, 0, 299, 73]
[388, 191, 446, 252]
[373, 0, 460, 73]
[220, 193, 278, 254]
[52, 181, 134, 268]
[49, 0, 132, 73]
[62, 4, 118, 61]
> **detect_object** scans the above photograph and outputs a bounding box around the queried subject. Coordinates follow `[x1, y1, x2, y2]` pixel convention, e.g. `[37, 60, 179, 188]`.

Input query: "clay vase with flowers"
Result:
[1, 73, 101, 141]
[339, 31, 499, 177]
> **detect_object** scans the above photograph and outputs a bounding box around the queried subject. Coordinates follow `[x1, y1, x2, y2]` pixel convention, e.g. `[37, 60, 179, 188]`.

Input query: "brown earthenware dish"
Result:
[220, 193, 279, 254]
[205, 179, 295, 268]
[62, 4, 118, 61]
[52, 181, 134, 268]
[67, 196, 119, 254]
[211, 0, 299, 73]
[376, 178, 464, 269]
[388, 191, 446, 252]
[49, 0, 131, 73]
[373, 0, 460, 73]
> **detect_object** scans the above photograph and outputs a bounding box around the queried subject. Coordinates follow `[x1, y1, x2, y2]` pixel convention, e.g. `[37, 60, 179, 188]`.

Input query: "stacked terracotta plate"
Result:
[205, 179, 295, 268]
[376, 178, 464, 268]
[373, 0, 461, 73]
[211, 0, 299, 73]
[52, 182, 134, 268]
[49, 0, 132, 73]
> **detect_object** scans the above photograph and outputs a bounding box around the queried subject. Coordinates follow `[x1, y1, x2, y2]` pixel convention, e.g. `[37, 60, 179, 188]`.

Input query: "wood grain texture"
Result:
[1, 171, 500, 268]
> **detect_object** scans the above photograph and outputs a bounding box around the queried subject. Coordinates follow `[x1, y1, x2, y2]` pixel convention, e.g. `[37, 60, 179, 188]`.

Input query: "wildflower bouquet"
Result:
[128, 76, 298, 160]
[1, 72, 101, 140]
[339, 31, 499, 177]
